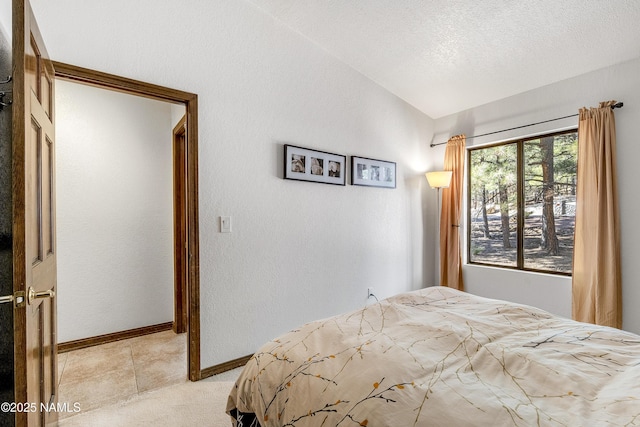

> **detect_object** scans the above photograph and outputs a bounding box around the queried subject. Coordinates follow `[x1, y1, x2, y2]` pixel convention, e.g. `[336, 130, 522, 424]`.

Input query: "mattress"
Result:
[227, 286, 640, 426]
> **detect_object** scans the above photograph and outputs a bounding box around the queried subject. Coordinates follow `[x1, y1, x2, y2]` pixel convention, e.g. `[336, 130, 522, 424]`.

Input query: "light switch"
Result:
[220, 216, 232, 233]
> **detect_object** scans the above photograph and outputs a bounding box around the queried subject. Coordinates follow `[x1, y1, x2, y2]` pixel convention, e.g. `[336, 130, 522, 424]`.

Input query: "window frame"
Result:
[466, 128, 577, 276]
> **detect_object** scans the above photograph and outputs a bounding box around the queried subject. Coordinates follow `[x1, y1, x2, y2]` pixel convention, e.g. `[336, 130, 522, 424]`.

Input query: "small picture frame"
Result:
[284, 144, 346, 186]
[351, 156, 396, 188]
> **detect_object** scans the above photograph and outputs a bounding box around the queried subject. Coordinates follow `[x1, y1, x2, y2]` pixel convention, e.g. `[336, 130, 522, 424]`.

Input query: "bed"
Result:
[226, 286, 640, 426]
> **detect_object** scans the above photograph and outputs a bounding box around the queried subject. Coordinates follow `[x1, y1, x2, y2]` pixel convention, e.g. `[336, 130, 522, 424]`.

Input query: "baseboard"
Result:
[57, 322, 174, 353]
[200, 354, 253, 379]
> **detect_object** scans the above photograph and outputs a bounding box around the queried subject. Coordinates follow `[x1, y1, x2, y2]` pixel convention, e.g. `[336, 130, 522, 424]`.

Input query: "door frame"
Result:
[173, 115, 188, 334]
[52, 61, 202, 381]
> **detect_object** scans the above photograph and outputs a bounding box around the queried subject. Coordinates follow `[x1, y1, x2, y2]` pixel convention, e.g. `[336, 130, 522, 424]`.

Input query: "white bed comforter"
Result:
[227, 287, 640, 426]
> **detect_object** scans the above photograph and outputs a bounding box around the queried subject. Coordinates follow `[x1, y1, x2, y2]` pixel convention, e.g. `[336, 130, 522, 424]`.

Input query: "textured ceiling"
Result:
[247, 0, 640, 119]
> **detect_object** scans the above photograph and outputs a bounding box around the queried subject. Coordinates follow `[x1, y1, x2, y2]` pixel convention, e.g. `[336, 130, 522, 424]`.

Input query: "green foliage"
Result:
[468, 130, 577, 274]
[524, 133, 577, 199]
[470, 143, 517, 213]
[470, 132, 577, 213]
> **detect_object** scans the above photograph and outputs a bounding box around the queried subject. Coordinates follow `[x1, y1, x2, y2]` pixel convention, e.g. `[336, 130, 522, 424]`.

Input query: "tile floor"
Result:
[57, 330, 188, 420]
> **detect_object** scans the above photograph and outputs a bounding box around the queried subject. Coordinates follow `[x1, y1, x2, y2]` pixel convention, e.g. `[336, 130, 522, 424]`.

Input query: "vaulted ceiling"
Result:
[248, 0, 640, 118]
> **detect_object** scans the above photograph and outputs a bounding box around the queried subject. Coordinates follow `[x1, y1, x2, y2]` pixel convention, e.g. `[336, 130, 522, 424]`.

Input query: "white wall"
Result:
[170, 104, 185, 131]
[55, 79, 175, 342]
[433, 57, 640, 334]
[0, 0, 9, 43]
[31, 0, 435, 366]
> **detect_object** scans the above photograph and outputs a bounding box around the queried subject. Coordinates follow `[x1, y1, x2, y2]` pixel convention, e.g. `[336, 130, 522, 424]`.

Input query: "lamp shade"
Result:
[425, 171, 452, 189]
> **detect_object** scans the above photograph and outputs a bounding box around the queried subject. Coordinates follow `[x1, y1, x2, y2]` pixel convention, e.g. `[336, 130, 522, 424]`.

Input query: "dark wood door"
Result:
[12, 0, 58, 425]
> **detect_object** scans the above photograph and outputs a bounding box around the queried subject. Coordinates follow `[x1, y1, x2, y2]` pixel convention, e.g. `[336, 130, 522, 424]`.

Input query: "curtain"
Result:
[572, 101, 621, 328]
[440, 135, 466, 290]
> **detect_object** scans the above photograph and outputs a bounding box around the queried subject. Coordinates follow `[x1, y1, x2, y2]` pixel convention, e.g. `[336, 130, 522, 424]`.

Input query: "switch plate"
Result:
[220, 216, 232, 233]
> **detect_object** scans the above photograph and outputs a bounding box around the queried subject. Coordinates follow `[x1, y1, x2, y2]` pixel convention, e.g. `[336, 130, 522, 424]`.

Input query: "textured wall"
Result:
[433, 57, 640, 333]
[29, 0, 435, 367]
[55, 80, 175, 342]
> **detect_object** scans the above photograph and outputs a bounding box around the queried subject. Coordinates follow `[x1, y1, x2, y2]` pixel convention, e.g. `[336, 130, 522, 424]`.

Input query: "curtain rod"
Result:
[430, 101, 624, 147]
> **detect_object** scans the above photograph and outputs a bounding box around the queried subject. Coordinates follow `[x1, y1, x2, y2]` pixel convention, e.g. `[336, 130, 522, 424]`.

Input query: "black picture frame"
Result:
[284, 144, 346, 186]
[351, 156, 396, 188]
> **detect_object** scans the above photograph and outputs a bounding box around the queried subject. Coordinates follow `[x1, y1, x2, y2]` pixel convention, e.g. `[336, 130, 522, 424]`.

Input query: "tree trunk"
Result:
[482, 186, 491, 238]
[499, 184, 511, 248]
[540, 136, 559, 254]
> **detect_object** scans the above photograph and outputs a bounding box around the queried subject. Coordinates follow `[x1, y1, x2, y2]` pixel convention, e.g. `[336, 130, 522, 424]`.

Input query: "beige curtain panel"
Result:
[572, 101, 622, 328]
[440, 135, 466, 290]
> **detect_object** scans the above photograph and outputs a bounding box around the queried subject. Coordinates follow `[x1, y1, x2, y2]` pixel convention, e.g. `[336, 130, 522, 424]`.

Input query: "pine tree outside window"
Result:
[468, 129, 577, 275]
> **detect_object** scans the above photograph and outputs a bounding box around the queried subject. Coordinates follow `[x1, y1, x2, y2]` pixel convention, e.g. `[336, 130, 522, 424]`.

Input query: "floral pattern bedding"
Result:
[226, 286, 640, 426]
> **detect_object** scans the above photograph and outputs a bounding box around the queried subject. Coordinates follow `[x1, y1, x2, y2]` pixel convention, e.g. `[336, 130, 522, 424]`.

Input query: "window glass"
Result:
[522, 133, 577, 273]
[469, 143, 517, 267]
[468, 130, 577, 275]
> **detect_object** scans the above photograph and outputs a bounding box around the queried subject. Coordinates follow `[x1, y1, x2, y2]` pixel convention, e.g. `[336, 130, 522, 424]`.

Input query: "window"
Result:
[467, 130, 577, 275]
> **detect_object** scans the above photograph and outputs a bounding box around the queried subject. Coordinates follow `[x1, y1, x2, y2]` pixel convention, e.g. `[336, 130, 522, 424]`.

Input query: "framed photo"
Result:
[351, 156, 396, 188]
[284, 144, 346, 186]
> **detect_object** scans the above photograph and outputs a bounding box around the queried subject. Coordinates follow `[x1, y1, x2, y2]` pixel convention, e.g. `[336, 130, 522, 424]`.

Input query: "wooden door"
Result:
[12, 0, 58, 425]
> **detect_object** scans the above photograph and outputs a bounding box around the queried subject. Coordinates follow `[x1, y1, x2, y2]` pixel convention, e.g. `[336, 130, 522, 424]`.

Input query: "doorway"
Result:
[53, 62, 201, 383]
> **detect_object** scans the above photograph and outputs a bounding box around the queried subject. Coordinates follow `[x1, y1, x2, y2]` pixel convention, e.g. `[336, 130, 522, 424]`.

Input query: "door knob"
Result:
[27, 287, 55, 305]
[0, 294, 14, 304]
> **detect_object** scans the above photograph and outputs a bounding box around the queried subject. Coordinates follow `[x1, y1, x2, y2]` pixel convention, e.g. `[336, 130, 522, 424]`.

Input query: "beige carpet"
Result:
[58, 379, 235, 427]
